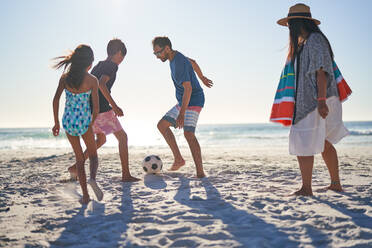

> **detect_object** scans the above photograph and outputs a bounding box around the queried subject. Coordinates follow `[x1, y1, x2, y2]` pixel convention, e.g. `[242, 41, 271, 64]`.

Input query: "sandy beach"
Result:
[0, 145, 371, 247]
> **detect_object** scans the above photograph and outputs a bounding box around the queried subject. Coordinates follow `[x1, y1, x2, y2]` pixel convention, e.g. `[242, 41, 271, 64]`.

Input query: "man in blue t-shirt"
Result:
[152, 36, 213, 178]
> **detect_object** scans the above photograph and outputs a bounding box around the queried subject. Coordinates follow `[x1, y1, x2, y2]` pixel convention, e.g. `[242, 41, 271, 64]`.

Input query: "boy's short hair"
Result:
[107, 39, 127, 56]
[152, 36, 172, 49]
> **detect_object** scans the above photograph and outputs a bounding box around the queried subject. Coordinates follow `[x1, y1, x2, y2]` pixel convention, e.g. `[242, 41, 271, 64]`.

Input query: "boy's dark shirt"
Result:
[90, 60, 118, 113]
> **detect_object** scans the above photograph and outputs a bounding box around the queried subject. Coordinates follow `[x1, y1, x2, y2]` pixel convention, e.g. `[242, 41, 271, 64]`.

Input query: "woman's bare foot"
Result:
[292, 187, 313, 196]
[79, 195, 90, 205]
[121, 176, 141, 182]
[68, 165, 78, 180]
[197, 173, 206, 178]
[326, 183, 343, 192]
[169, 159, 186, 171]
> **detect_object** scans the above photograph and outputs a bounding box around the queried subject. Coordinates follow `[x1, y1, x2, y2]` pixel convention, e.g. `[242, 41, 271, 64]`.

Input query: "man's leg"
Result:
[184, 131, 205, 178]
[321, 140, 342, 192]
[294, 156, 314, 196]
[114, 129, 140, 182]
[157, 119, 185, 169]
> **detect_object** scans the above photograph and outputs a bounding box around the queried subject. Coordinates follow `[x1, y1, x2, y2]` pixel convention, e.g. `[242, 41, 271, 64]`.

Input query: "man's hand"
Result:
[201, 76, 213, 88]
[176, 112, 185, 128]
[52, 123, 60, 136]
[317, 100, 329, 119]
[112, 105, 124, 117]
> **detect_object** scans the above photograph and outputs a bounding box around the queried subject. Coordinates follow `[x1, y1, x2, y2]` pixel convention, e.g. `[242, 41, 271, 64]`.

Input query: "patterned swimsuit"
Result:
[62, 89, 92, 136]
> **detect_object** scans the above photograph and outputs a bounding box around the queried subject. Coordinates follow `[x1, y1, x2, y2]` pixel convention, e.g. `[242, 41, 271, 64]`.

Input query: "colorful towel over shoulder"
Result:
[269, 61, 295, 126]
[269, 60, 352, 126]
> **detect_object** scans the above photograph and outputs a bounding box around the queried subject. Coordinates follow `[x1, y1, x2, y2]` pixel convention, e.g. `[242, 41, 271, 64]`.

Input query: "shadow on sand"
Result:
[46, 181, 135, 248]
[173, 175, 299, 247]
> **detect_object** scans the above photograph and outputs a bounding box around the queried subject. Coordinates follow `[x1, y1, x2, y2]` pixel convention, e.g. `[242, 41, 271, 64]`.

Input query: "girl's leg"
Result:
[81, 126, 98, 181]
[82, 126, 103, 201]
[69, 133, 106, 178]
[66, 133, 90, 204]
[321, 140, 343, 191]
[295, 156, 314, 196]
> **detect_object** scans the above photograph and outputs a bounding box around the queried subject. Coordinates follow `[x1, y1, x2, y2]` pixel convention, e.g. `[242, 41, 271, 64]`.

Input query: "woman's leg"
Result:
[295, 156, 314, 196]
[321, 140, 343, 191]
[66, 133, 90, 204]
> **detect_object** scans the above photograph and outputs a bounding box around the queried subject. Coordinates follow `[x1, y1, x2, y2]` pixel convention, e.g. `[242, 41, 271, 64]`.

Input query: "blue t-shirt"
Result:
[170, 51, 204, 107]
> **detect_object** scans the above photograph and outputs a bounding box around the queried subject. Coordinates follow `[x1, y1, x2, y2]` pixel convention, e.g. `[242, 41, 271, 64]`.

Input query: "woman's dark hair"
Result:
[53, 44, 94, 89]
[107, 39, 127, 57]
[288, 18, 333, 66]
[152, 36, 172, 49]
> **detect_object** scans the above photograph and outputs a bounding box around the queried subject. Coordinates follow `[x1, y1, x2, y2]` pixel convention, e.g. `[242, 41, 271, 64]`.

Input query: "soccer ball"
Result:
[142, 155, 163, 174]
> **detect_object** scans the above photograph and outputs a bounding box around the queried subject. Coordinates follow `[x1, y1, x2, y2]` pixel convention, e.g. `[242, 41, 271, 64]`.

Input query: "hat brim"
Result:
[277, 16, 321, 26]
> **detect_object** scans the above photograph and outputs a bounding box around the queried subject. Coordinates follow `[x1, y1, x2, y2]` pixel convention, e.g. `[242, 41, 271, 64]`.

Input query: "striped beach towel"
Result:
[270, 60, 352, 126]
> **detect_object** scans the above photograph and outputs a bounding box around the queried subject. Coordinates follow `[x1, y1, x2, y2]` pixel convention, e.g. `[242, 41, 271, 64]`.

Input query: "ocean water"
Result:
[0, 122, 371, 150]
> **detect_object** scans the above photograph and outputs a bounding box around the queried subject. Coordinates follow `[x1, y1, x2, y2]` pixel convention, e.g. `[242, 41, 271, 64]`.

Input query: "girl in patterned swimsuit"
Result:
[52, 45, 103, 204]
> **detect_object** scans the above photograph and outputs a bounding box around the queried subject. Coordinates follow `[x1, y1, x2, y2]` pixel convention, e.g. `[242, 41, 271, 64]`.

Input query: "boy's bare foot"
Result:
[68, 165, 78, 180]
[169, 159, 186, 171]
[292, 187, 313, 196]
[121, 176, 141, 182]
[88, 179, 104, 201]
[79, 195, 91, 205]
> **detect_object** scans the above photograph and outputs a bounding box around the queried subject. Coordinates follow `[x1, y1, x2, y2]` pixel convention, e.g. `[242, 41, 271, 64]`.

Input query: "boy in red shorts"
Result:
[69, 39, 139, 182]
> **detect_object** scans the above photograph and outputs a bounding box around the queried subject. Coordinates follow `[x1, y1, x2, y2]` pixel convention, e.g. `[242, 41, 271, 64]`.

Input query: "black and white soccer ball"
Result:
[142, 155, 163, 174]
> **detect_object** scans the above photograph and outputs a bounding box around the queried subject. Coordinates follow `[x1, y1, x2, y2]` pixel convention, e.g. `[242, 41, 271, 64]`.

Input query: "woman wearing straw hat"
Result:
[277, 3, 349, 196]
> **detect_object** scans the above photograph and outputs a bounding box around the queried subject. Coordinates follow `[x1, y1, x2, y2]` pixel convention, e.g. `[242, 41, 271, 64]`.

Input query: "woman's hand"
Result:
[317, 100, 329, 119]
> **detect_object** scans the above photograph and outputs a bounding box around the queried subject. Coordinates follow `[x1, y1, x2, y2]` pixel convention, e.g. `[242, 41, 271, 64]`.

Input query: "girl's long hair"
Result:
[288, 18, 333, 66]
[53, 45, 94, 89]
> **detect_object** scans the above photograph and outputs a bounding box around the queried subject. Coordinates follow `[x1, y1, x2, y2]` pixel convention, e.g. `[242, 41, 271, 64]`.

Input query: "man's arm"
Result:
[188, 58, 213, 88]
[98, 75, 123, 116]
[176, 81, 192, 128]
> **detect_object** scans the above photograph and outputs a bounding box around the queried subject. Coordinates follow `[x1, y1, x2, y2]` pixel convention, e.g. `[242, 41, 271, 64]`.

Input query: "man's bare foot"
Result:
[79, 195, 90, 205]
[169, 159, 186, 171]
[292, 187, 313, 196]
[68, 165, 78, 180]
[121, 176, 141, 182]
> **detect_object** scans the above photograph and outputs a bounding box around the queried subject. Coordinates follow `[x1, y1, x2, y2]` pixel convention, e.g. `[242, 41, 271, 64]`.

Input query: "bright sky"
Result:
[1, 0, 371, 128]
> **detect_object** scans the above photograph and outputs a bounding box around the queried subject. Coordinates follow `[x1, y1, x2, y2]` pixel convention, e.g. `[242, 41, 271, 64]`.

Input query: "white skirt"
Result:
[289, 96, 349, 156]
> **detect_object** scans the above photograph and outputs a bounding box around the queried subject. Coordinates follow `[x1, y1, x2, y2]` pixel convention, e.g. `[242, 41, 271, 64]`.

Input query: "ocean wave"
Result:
[349, 130, 372, 136]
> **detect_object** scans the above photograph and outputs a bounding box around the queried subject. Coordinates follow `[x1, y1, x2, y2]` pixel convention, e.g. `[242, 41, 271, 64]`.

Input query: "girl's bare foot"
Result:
[121, 176, 141, 182]
[68, 165, 78, 180]
[88, 179, 103, 201]
[169, 159, 185, 171]
[79, 195, 90, 205]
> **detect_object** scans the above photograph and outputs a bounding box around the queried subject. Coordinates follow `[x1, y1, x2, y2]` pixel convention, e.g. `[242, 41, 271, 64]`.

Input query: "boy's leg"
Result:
[66, 133, 90, 204]
[294, 156, 314, 196]
[113, 129, 140, 182]
[321, 140, 342, 192]
[184, 131, 205, 178]
[157, 119, 185, 169]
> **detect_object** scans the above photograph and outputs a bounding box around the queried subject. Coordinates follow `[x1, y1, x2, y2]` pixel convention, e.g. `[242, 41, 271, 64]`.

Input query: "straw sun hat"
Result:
[277, 3, 320, 26]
